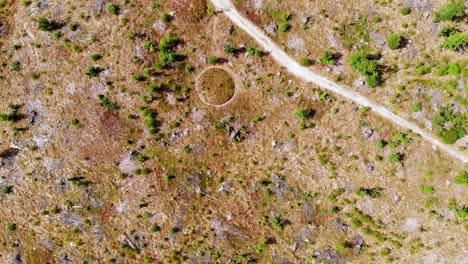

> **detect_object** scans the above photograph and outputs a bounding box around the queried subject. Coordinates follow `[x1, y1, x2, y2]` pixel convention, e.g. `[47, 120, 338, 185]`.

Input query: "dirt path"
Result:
[209, 0, 467, 163]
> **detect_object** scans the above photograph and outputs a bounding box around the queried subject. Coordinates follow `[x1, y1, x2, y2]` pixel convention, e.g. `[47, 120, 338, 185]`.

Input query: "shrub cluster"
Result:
[348, 50, 383, 87]
[433, 0, 465, 22]
[431, 106, 466, 144]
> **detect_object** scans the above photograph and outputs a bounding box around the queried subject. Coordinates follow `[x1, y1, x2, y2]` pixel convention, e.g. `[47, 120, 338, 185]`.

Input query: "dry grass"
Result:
[198, 67, 236, 105]
[0, 0, 466, 263]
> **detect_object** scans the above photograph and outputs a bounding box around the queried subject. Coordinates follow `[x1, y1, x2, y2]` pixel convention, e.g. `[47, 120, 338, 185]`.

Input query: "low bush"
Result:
[417, 185, 434, 194]
[389, 153, 402, 163]
[298, 57, 311, 66]
[85, 66, 102, 77]
[387, 33, 402, 49]
[38, 17, 55, 31]
[294, 108, 314, 120]
[400, 7, 411, 15]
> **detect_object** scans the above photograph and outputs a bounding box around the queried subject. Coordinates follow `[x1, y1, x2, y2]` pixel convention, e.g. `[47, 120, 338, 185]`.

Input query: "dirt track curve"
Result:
[209, 0, 468, 163]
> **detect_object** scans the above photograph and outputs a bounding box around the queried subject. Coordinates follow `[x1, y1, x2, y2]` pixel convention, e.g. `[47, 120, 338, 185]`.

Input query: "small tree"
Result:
[387, 33, 402, 49]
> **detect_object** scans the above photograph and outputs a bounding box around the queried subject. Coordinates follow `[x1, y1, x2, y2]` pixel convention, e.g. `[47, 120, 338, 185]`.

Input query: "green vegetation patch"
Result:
[433, 0, 466, 22]
[348, 50, 383, 87]
[431, 106, 466, 144]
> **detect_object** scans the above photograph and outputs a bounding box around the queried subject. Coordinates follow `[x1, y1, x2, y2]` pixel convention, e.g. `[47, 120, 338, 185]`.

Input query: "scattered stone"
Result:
[361, 127, 373, 138]
[401, 217, 419, 233]
[286, 34, 305, 51]
[315, 246, 339, 263]
[264, 23, 277, 34]
[332, 218, 349, 233]
[370, 31, 385, 48]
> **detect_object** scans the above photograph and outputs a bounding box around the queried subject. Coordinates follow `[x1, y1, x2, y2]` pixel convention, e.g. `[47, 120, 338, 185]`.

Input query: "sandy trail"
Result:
[209, 0, 467, 163]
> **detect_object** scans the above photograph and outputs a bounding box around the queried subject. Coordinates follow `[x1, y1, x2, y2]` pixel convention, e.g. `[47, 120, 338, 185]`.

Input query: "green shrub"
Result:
[389, 153, 402, 163]
[97, 94, 118, 110]
[387, 33, 402, 49]
[447, 63, 461, 75]
[348, 50, 383, 87]
[327, 188, 345, 201]
[294, 108, 314, 120]
[320, 49, 335, 65]
[375, 139, 386, 148]
[38, 17, 54, 31]
[448, 199, 467, 218]
[159, 49, 175, 65]
[298, 57, 311, 66]
[453, 171, 467, 186]
[0, 113, 16, 122]
[89, 54, 102, 61]
[254, 241, 267, 253]
[85, 66, 102, 77]
[411, 102, 422, 112]
[271, 217, 288, 231]
[437, 25, 459, 37]
[365, 73, 382, 87]
[158, 34, 178, 51]
[442, 33, 468, 51]
[7, 223, 16, 232]
[224, 43, 235, 54]
[431, 106, 466, 144]
[2, 185, 13, 194]
[10, 61, 20, 71]
[280, 11, 291, 22]
[400, 7, 411, 15]
[434, 65, 449, 76]
[106, 4, 120, 16]
[380, 247, 391, 256]
[433, 0, 465, 22]
[355, 187, 382, 198]
[70, 118, 82, 128]
[278, 22, 291, 32]
[208, 56, 218, 64]
[160, 13, 170, 23]
[362, 227, 386, 243]
[417, 185, 434, 194]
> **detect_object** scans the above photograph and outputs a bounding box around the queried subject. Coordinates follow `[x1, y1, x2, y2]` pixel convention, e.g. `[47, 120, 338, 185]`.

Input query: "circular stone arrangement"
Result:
[196, 67, 236, 107]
